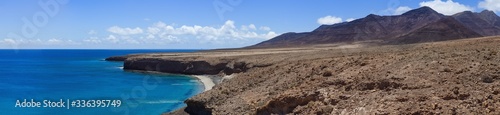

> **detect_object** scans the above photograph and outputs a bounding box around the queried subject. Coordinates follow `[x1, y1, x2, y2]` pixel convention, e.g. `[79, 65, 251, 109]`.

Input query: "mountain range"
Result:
[250, 6, 500, 48]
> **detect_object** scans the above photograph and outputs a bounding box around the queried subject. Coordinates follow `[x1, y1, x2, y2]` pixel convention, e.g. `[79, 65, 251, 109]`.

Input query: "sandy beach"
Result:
[192, 75, 216, 91]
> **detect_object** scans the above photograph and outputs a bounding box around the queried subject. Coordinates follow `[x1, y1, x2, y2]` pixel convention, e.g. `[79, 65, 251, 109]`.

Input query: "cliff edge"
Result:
[109, 37, 500, 114]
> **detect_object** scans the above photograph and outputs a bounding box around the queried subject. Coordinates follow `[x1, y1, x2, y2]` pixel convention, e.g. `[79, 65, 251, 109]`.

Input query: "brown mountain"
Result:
[390, 17, 483, 44]
[452, 10, 500, 36]
[250, 7, 499, 48]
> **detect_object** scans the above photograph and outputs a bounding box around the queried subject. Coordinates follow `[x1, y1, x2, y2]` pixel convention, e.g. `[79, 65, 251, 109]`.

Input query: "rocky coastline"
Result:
[107, 37, 500, 114]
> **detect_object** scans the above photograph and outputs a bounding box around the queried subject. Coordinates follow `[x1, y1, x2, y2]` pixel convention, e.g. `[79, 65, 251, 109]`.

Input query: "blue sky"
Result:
[0, 0, 498, 49]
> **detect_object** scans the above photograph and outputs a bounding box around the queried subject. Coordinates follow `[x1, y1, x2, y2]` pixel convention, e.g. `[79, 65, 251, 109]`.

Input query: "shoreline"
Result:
[191, 75, 216, 91]
[123, 69, 219, 92]
[122, 70, 220, 114]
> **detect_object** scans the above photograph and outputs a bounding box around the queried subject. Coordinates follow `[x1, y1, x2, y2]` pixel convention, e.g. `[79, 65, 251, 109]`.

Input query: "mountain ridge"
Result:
[250, 7, 500, 48]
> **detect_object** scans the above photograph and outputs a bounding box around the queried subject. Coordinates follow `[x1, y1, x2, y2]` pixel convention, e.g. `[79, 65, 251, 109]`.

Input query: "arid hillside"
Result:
[250, 7, 500, 48]
[112, 36, 500, 114]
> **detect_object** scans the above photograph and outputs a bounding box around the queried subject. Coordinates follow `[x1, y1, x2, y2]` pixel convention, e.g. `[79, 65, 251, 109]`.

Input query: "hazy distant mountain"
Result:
[250, 7, 499, 48]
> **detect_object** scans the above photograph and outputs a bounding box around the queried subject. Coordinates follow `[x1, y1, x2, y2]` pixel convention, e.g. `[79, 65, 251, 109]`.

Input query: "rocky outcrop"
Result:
[123, 58, 251, 75]
[184, 99, 213, 115]
[105, 56, 129, 61]
[256, 91, 320, 114]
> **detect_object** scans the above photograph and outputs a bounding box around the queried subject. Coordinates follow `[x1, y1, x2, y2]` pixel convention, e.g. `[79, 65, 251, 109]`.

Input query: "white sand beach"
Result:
[192, 75, 216, 91]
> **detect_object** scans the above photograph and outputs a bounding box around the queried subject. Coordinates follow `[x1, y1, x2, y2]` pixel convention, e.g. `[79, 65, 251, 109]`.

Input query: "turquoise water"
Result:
[0, 49, 202, 115]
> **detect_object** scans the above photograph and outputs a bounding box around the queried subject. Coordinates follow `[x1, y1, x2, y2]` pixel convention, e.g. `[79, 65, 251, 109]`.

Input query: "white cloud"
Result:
[317, 16, 343, 25]
[259, 26, 271, 31]
[248, 24, 256, 30]
[47, 38, 61, 43]
[0, 38, 79, 46]
[479, 0, 500, 12]
[380, 6, 413, 15]
[346, 18, 356, 22]
[419, 0, 474, 15]
[241, 24, 257, 30]
[83, 37, 102, 44]
[241, 25, 249, 31]
[105, 35, 119, 43]
[126, 39, 140, 44]
[145, 20, 277, 40]
[107, 26, 143, 35]
[264, 32, 278, 39]
[1, 39, 17, 44]
[3, 20, 278, 49]
[394, 6, 413, 15]
[81, 20, 278, 47]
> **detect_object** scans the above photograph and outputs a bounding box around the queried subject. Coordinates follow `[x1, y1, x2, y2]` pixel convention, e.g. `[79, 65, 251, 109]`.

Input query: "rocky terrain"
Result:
[105, 6, 500, 115]
[250, 7, 500, 48]
[109, 36, 500, 114]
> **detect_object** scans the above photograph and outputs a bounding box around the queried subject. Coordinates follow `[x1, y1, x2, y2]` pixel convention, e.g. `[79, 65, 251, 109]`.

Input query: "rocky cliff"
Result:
[109, 50, 282, 75]
[110, 37, 500, 114]
[123, 58, 249, 75]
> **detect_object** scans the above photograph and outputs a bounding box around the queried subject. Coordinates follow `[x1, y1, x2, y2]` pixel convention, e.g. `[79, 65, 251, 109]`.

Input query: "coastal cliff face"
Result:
[105, 56, 129, 61]
[114, 50, 282, 76]
[114, 37, 500, 114]
[123, 57, 250, 75]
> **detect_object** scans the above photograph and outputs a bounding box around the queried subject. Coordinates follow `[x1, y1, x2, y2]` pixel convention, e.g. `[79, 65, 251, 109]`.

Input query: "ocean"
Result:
[0, 49, 202, 115]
